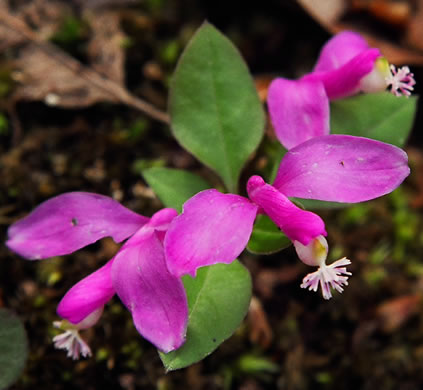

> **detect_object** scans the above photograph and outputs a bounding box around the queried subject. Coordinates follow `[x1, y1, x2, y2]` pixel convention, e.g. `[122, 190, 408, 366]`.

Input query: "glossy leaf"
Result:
[292, 198, 347, 210]
[0, 309, 28, 389]
[143, 167, 210, 212]
[247, 214, 291, 254]
[169, 22, 265, 192]
[331, 92, 417, 147]
[159, 261, 252, 371]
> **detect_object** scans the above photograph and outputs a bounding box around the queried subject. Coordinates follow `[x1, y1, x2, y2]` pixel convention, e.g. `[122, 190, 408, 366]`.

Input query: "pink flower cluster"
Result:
[6, 31, 414, 359]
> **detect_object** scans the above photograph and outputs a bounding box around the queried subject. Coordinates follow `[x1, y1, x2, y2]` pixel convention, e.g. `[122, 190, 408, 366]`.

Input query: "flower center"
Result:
[52, 320, 92, 360]
[360, 57, 416, 97]
[300, 257, 352, 300]
[385, 64, 416, 97]
[294, 236, 352, 299]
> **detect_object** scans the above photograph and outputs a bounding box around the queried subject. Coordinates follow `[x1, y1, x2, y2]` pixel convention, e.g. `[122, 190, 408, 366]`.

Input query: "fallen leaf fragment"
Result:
[13, 44, 121, 108]
[248, 296, 273, 349]
[256, 265, 304, 299]
[84, 9, 126, 84]
[0, 6, 169, 123]
[296, 0, 347, 29]
[376, 293, 422, 332]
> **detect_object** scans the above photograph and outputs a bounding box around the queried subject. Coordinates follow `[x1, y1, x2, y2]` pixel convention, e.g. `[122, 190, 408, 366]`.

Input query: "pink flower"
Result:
[303, 31, 415, 99]
[164, 135, 409, 298]
[7, 194, 188, 357]
[267, 31, 416, 150]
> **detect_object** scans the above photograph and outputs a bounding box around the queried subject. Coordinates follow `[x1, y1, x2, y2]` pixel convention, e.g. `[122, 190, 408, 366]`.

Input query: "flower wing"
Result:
[164, 190, 258, 278]
[267, 78, 330, 150]
[112, 229, 188, 353]
[6, 192, 148, 259]
[274, 135, 410, 203]
[57, 259, 115, 324]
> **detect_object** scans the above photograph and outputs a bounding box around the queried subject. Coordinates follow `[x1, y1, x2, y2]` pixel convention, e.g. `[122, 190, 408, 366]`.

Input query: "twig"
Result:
[0, 9, 170, 124]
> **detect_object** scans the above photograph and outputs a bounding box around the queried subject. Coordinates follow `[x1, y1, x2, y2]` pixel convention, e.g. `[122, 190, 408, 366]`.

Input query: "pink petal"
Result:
[111, 230, 188, 353]
[274, 135, 410, 203]
[149, 208, 179, 228]
[57, 208, 179, 334]
[267, 78, 330, 149]
[164, 190, 258, 278]
[148, 208, 179, 242]
[247, 176, 326, 245]
[304, 48, 381, 100]
[6, 192, 148, 260]
[57, 259, 115, 324]
[313, 31, 372, 73]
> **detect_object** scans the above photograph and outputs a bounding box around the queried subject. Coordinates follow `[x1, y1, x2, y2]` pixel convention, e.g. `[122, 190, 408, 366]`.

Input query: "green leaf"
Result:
[169, 22, 265, 193]
[261, 139, 287, 184]
[160, 261, 252, 371]
[247, 215, 291, 254]
[0, 308, 28, 389]
[293, 198, 349, 210]
[143, 167, 211, 212]
[331, 92, 418, 147]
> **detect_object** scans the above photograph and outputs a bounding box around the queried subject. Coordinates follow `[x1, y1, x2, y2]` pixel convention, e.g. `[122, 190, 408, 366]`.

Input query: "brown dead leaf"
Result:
[296, 0, 348, 30]
[248, 296, 273, 349]
[406, 147, 423, 208]
[376, 293, 422, 333]
[0, 2, 26, 50]
[353, 293, 422, 349]
[0, 4, 169, 124]
[13, 44, 121, 107]
[254, 75, 274, 103]
[11, 0, 72, 39]
[351, 0, 411, 27]
[255, 265, 304, 299]
[84, 9, 126, 84]
[405, 0, 423, 51]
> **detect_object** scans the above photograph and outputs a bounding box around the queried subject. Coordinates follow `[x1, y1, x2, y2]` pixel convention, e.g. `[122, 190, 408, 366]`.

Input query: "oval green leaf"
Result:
[169, 22, 265, 193]
[331, 92, 417, 147]
[143, 167, 211, 212]
[247, 214, 291, 254]
[159, 261, 252, 371]
[0, 308, 28, 389]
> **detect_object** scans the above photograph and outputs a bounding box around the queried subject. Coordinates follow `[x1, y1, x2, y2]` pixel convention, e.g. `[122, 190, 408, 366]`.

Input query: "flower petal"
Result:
[57, 260, 115, 324]
[148, 208, 179, 242]
[313, 31, 372, 73]
[6, 192, 148, 260]
[247, 176, 326, 245]
[164, 190, 258, 278]
[274, 135, 410, 203]
[304, 48, 381, 100]
[111, 230, 188, 353]
[267, 78, 330, 149]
